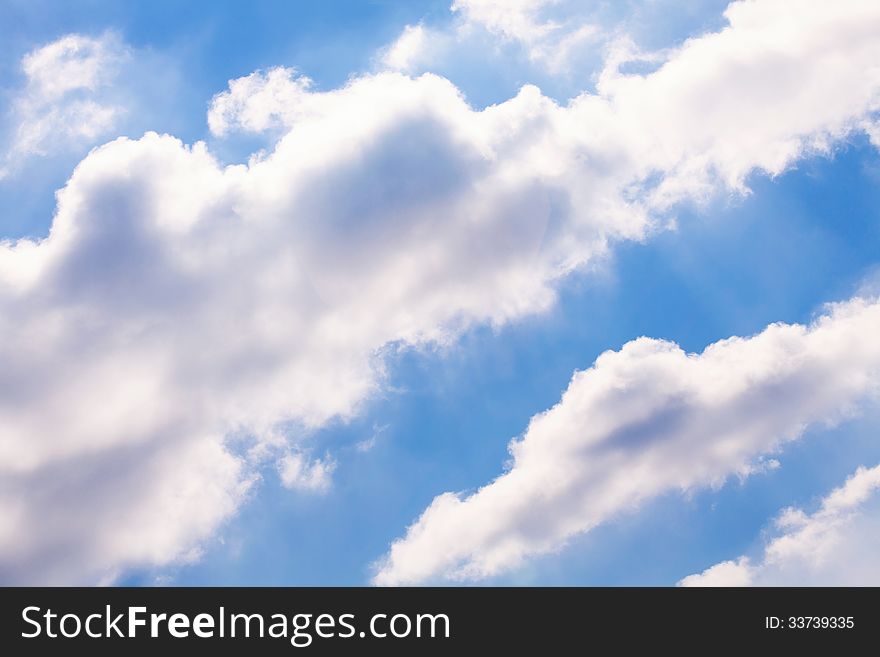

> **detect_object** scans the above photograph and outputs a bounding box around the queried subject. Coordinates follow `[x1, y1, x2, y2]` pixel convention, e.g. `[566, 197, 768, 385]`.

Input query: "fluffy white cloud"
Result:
[207, 67, 314, 137]
[3, 0, 880, 583]
[373, 297, 880, 584]
[279, 453, 336, 493]
[0, 435, 253, 585]
[0, 34, 127, 178]
[680, 464, 880, 586]
[380, 24, 434, 74]
[1, 71, 568, 582]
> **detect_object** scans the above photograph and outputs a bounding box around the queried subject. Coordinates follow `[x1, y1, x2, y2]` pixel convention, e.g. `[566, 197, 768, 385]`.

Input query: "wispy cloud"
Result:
[0, 33, 128, 179]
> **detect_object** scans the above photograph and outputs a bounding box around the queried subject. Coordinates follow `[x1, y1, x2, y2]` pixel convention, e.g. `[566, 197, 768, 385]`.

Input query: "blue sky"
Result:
[2, 1, 880, 587]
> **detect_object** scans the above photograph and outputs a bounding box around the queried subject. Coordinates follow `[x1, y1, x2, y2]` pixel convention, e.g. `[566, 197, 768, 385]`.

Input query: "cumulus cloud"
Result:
[3, 0, 880, 583]
[207, 67, 314, 137]
[279, 453, 336, 493]
[680, 464, 880, 586]
[0, 435, 253, 585]
[380, 24, 435, 74]
[373, 297, 880, 584]
[0, 33, 127, 179]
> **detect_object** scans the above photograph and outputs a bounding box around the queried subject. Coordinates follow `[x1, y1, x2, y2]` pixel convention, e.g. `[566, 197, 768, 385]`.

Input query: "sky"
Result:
[1, 0, 880, 586]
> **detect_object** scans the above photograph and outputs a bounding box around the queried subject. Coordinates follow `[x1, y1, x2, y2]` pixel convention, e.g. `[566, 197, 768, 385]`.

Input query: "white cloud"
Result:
[680, 464, 880, 586]
[373, 297, 880, 585]
[21, 34, 118, 99]
[863, 118, 880, 149]
[279, 453, 336, 493]
[383, 0, 706, 81]
[0, 34, 127, 178]
[453, 0, 557, 41]
[451, 0, 598, 71]
[0, 434, 253, 584]
[679, 558, 755, 586]
[3, 0, 880, 584]
[380, 24, 434, 73]
[207, 67, 313, 136]
[375, 0, 595, 79]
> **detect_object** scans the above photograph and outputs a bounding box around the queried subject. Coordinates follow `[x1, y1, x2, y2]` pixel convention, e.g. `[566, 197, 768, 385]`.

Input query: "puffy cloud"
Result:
[21, 33, 119, 99]
[380, 24, 434, 74]
[279, 453, 336, 493]
[207, 67, 314, 136]
[3, 0, 880, 583]
[680, 464, 880, 586]
[0, 435, 252, 585]
[0, 75, 562, 582]
[0, 34, 127, 178]
[679, 558, 754, 587]
[373, 298, 880, 584]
